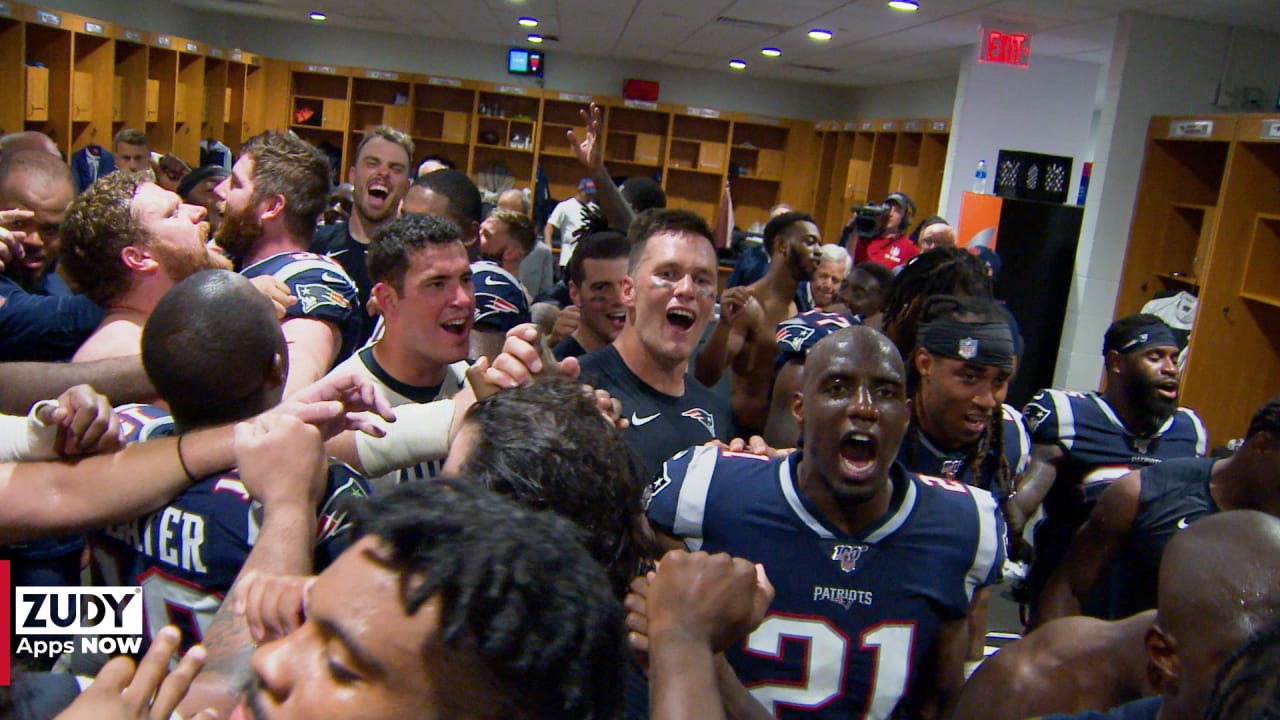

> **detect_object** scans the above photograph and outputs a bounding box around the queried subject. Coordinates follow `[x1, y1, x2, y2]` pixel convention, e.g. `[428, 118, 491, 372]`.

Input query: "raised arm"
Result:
[568, 103, 633, 230]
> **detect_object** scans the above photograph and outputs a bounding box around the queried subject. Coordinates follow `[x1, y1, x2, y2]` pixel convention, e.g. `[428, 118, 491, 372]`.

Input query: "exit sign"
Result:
[979, 27, 1032, 68]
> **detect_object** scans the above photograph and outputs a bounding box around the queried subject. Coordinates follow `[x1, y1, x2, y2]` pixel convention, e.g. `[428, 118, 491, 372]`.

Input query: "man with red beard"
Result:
[695, 211, 823, 437]
[58, 172, 231, 363]
[311, 127, 413, 345]
[214, 132, 360, 397]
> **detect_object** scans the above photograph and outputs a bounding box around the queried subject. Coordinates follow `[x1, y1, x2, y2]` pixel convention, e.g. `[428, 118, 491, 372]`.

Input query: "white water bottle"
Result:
[972, 159, 988, 194]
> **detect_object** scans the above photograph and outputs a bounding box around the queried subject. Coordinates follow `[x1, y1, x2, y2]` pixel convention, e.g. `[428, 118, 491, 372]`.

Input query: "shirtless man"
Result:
[695, 211, 821, 435]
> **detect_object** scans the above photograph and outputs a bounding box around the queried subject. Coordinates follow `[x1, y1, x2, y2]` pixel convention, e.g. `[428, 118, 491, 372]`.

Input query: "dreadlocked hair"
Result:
[904, 294, 1014, 500]
[575, 200, 610, 240]
[882, 247, 992, 358]
[1203, 617, 1280, 720]
[351, 478, 626, 720]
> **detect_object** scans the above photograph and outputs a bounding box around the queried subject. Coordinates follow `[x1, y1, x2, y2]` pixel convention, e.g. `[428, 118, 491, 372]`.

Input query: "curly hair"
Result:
[58, 170, 148, 305]
[352, 478, 627, 720]
[366, 213, 462, 293]
[456, 379, 654, 600]
[239, 131, 330, 242]
[882, 246, 992, 357]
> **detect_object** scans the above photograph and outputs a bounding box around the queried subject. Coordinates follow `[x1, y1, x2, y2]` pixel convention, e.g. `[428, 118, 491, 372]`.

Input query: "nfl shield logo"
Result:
[831, 544, 867, 573]
[958, 337, 978, 360]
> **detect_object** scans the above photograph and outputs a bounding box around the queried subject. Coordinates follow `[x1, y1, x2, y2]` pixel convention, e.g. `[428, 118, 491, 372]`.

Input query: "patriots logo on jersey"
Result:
[1023, 402, 1051, 434]
[776, 324, 816, 353]
[831, 543, 868, 573]
[296, 283, 352, 313]
[682, 408, 716, 437]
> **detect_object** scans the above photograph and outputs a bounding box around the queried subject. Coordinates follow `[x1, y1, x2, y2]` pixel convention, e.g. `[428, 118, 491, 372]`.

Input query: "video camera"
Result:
[848, 203, 892, 240]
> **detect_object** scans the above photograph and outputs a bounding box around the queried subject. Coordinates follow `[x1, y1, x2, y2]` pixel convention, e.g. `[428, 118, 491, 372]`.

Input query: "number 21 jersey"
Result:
[646, 447, 1005, 720]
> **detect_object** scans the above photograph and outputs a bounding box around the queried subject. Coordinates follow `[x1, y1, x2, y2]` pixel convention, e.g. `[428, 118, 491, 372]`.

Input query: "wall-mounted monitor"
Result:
[508, 48, 544, 78]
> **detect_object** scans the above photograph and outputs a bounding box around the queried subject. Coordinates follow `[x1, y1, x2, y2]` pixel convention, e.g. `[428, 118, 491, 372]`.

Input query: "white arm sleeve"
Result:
[354, 400, 457, 477]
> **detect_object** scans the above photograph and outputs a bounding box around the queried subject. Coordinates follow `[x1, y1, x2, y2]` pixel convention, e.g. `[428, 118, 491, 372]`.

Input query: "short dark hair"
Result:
[1246, 396, 1280, 440]
[620, 176, 666, 213]
[411, 168, 481, 223]
[239, 131, 331, 243]
[367, 213, 462, 293]
[456, 380, 652, 600]
[1102, 313, 1171, 355]
[852, 260, 894, 292]
[626, 208, 714, 273]
[142, 270, 284, 429]
[58, 171, 148, 305]
[352, 478, 626, 720]
[763, 210, 816, 254]
[567, 230, 630, 288]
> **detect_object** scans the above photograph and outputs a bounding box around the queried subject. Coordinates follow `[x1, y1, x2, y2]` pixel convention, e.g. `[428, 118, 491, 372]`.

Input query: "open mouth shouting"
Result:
[606, 310, 627, 331]
[441, 316, 470, 336]
[366, 178, 392, 209]
[666, 306, 697, 333]
[839, 430, 879, 481]
[1156, 380, 1179, 401]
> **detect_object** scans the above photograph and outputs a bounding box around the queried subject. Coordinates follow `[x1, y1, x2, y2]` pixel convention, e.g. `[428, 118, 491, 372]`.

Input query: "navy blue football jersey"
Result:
[775, 311, 858, 370]
[471, 261, 531, 332]
[646, 448, 1005, 720]
[1020, 389, 1206, 608]
[92, 404, 370, 650]
[579, 345, 733, 481]
[240, 251, 360, 364]
[897, 404, 1030, 501]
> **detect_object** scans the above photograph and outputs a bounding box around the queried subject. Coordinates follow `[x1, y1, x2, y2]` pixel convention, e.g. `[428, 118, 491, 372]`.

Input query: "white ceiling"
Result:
[168, 0, 1280, 88]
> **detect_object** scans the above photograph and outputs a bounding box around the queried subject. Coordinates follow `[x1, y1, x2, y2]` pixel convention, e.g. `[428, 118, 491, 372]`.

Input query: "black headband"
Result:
[1107, 323, 1179, 355]
[918, 318, 1014, 370]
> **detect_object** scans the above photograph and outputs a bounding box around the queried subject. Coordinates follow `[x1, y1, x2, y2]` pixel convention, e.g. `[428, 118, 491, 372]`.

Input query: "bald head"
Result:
[805, 325, 905, 386]
[1153, 511, 1280, 720]
[0, 150, 75, 283]
[142, 269, 285, 430]
[0, 131, 58, 158]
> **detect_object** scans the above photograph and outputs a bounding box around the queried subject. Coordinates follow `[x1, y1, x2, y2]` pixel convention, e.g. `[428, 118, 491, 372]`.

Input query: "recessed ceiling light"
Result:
[518, 16, 539, 27]
[761, 47, 781, 57]
[808, 28, 833, 40]
[309, 11, 326, 21]
[729, 59, 747, 70]
[527, 33, 543, 43]
[887, 0, 920, 10]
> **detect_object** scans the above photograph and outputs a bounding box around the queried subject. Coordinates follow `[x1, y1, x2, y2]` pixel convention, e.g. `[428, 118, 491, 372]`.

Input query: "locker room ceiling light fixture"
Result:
[808, 28, 833, 40]
[729, 59, 747, 69]
[761, 47, 781, 57]
[887, 1, 920, 11]
[527, 33, 543, 43]
[309, 11, 326, 21]
[518, 17, 539, 27]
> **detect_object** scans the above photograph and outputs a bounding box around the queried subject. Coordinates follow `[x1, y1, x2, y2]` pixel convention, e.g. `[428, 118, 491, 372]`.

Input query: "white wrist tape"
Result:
[0, 401, 60, 462]
[355, 400, 456, 477]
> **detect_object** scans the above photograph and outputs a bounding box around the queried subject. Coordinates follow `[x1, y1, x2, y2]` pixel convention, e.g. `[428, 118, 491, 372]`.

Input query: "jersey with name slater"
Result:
[240, 251, 360, 364]
[646, 447, 1004, 720]
[897, 404, 1030, 501]
[471, 261, 531, 332]
[91, 404, 370, 651]
[1020, 389, 1205, 609]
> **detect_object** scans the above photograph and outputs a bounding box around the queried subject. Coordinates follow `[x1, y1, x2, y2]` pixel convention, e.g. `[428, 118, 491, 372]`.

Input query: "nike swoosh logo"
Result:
[1176, 516, 1190, 530]
[326, 249, 349, 259]
[321, 272, 348, 285]
[630, 412, 660, 426]
[482, 275, 509, 287]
